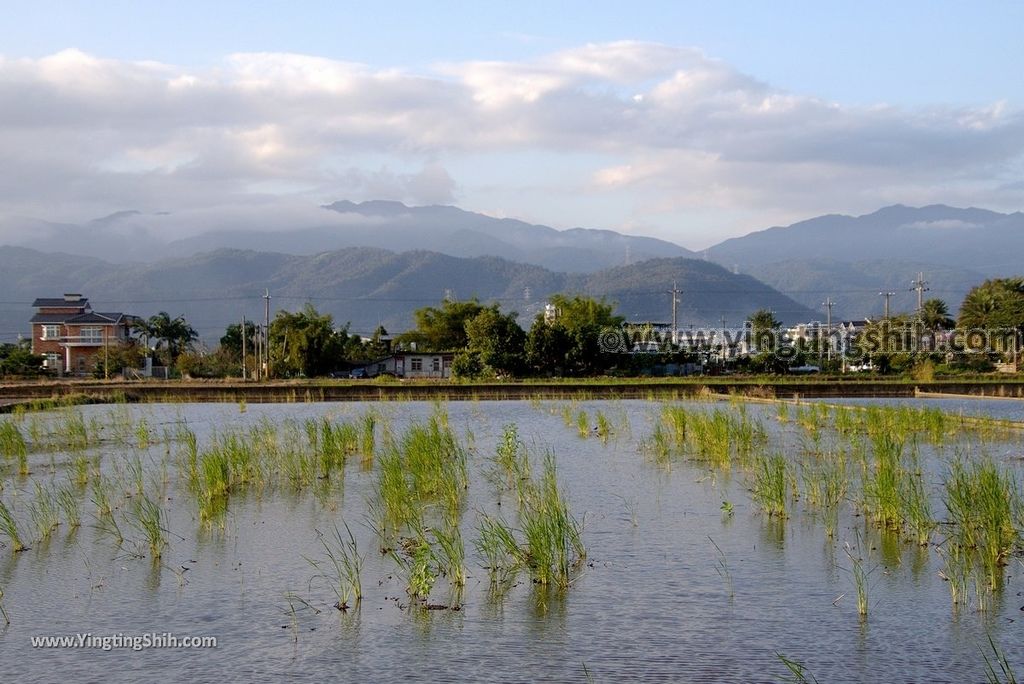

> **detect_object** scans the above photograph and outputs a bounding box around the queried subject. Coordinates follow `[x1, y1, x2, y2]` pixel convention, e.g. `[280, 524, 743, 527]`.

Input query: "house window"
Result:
[431, 358, 440, 372]
[44, 353, 60, 369]
[410, 358, 423, 372]
[42, 324, 60, 340]
[81, 326, 103, 343]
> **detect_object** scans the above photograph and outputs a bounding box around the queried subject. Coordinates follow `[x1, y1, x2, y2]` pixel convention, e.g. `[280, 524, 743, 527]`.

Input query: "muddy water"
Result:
[1, 399, 1022, 683]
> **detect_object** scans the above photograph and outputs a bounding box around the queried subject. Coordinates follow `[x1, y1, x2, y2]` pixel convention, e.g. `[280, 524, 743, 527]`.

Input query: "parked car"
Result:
[349, 368, 368, 379]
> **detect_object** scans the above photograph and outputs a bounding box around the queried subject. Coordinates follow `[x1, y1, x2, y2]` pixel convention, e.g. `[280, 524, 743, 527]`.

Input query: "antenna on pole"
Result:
[879, 291, 896, 320]
[910, 272, 929, 313]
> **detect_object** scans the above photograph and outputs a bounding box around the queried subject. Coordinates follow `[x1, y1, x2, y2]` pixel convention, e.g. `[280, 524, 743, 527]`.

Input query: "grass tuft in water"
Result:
[0, 498, 26, 552]
[307, 523, 364, 610]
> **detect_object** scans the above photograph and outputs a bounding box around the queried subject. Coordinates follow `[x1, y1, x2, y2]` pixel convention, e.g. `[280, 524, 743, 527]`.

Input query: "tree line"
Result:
[4, 277, 1023, 379]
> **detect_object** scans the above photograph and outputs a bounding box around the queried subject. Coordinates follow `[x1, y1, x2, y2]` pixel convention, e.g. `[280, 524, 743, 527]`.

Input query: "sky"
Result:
[0, 0, 1022, 249]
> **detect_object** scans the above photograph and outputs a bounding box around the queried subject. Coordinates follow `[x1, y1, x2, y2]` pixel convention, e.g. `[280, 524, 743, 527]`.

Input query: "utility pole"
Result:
[263, 289, 271, 380]
[255, 325, 262, 381]
[911, 272, 929, 313]
[241, 316, 247, 381]
[667, 281, 681, 346]
[879, 291, 895, 320]
[822, 297, 834, 362]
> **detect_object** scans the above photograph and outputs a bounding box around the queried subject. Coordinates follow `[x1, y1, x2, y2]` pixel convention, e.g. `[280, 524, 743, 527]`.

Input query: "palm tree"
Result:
[919, 298, 955, 330]
[133, 312, 197, 365]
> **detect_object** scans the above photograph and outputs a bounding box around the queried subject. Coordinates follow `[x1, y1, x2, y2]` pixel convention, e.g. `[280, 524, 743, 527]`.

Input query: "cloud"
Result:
[0, 42, 1021, 243]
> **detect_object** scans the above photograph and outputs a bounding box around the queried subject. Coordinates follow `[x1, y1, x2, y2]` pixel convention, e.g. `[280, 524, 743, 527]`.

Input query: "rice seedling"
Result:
[936, 544, 971, 609]
[777, 653, 821, 684]
[177, 425, 199, 485]
[981, 634, 1018, 684]
[128, 493, 166, 559]
[55, 484, 81, 529]
[306, 523, 364, 610]
[475, 513, 525, 573]
[775, 402, 790, 423]
[862, 432, 904, 529]
[55, 410, 90, 451]
[360, 410, 377, 464]
[27, 482, 61, 542]
[708, 535, 734, 599]
[90, 476, 115, 517]
[0, 586, 8, 625]
[0, 420, 28, 467]
[644, 423, 672, 468]
[0, 498, 26, 552]
[576, 410, 589, 438]
[135, 419, 151, 449]
[519, 453, 586, 588]
[594, 411, 611, 441]
[752, 453, 788, 518]
[843, 533, 871, 618]
[560, 403, 575, 429]
[944, 458, 1020, 589]
[432, 516, 467, 588]
[70, 454, 90, 486]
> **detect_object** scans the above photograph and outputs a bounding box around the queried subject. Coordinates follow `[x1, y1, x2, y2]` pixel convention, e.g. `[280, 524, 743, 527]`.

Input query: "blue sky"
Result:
[0, 1, 1021, 247]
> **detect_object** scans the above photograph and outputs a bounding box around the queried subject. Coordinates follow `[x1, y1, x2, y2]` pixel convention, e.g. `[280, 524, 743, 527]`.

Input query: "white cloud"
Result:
[0, 41, 1021, 245]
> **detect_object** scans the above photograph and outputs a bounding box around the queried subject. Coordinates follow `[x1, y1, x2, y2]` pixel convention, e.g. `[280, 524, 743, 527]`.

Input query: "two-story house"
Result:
[30, 294, 139, 376]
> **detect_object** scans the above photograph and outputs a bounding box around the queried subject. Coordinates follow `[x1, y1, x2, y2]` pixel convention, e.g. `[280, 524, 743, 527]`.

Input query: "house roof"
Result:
[31, 311, 132, 324]
[32, 297, 89, 308]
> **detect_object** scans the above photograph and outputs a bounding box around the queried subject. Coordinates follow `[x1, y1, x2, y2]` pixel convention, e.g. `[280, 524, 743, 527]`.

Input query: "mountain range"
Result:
[1, 200, 1019, 344]
[0, 200, 692, 274]
[0, 246, 814, 343]
[706, 204, 1023, 318]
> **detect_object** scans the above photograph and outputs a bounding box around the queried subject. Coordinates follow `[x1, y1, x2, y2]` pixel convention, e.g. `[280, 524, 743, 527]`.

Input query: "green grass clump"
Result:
[752, 453, 788, 518]
[55, 484, 81, 529]
[307, 523, 364, 610]
[944, 458, 1020, 589]
[0, 421, 28, 474]
[0, 498, 26, 552]
[375, 409, 468, 535]
[29, 483, 60, 541]
[129, 494, 166, 559]
[576, 410, 590, 438]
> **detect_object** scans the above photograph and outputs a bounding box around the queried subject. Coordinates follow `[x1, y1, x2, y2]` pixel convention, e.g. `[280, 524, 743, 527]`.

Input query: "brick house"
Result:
[30, 294, 139, 376]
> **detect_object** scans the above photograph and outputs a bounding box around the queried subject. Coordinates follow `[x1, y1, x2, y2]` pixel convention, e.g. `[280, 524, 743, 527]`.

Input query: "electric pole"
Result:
[822, 297, 834, 362]
[263, 289, 271, 380]
[667, 282, 681, 346]
[911, 272, 929, 313]
[879, 291, 895, 320]
[241, 316, 247, 381]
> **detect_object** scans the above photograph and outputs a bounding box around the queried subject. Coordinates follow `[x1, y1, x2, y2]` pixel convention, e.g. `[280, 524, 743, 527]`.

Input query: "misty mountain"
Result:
[0, 246, 816, 344]
[0, 200, 693, 274]
[165, 200, 694, 272]
[706, 204, 1023, 318]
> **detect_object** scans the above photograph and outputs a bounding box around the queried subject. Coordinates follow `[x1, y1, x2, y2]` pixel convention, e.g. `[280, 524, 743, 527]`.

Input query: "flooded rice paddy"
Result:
[1, 396, 1023, 682]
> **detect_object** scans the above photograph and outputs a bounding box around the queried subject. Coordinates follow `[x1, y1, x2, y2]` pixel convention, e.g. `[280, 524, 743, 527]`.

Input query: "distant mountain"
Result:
[0, 200, 694, 274]
[706, 205, 1023, 318]
[163, 200, 695, 272]
[0, 246, 816, 344]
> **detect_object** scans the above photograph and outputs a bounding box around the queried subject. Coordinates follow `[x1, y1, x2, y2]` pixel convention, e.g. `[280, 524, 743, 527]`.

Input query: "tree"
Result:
[134, 312, 198, 366]
[526, 318, 571, 375]
[268, 304, 346, 377]
[919, 298, 955, 330]
[959, 278, 1024, 331]
[397, 299, 487, 351]
[462, 307, 526, 377]
[219, 320, 258, 361]
[748, 309, 782, 353]
[0, 342, 43, 377]
[528, 295, 624, 376]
